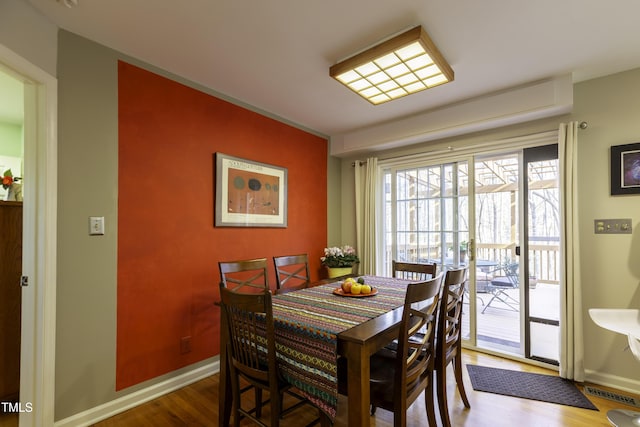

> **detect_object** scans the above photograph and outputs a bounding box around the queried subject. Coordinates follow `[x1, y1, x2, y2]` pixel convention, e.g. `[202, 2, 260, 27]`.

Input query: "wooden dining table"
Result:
[218, 275, 412, 427]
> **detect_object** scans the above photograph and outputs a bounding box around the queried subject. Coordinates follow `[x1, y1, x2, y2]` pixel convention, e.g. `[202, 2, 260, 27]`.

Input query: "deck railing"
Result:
[389, 241, 560, 285]
[476, 243, 559, 285]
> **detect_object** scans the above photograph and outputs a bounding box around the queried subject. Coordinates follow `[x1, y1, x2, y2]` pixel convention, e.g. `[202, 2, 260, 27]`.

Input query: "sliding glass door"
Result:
[474, 153, 522, 353]
[523, 145, 560, 364]
[381, 141, 560, 365]
[473, 147, 560, 364]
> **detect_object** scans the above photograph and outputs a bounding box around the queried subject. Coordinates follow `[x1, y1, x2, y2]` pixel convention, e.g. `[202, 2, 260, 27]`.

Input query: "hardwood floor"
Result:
[92, 350, 638, 426]
[3, 349, 637, 426]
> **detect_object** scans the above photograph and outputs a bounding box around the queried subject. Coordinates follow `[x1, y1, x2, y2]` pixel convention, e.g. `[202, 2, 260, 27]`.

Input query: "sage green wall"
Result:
[574, 68, 640, 390]
[0, 0, 57, 77]
[337, 70, 640, 393]
[56, 30, 121, 420]
[0, 122, 22, 157]
[55, 31, 210, 421]
[327, 154, 343, 246]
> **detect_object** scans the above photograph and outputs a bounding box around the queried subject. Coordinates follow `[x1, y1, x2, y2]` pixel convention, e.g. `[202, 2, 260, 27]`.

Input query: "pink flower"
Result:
[321, 245, 359, 268]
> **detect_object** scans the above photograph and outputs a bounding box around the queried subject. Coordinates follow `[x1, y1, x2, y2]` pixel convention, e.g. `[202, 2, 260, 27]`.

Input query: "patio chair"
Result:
[481, 262, 519, 313]
[461, 269, 491, 308]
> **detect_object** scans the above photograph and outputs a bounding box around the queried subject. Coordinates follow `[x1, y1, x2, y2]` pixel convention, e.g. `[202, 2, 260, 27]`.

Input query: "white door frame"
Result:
[0, 43, 57, 427]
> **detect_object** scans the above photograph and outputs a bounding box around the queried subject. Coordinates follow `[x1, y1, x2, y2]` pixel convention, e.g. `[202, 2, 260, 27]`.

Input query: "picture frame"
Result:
[611, 142, 640, 195]
[215, 152, 288, 227]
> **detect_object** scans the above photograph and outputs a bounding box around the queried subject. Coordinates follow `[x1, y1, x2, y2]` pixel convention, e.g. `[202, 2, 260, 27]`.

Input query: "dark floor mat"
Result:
[466, 365, 597, 410]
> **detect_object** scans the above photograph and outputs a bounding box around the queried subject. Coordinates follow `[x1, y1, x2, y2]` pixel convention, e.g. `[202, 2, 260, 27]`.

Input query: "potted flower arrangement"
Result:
[2, 169, 22, 201]
[321, 245, 359, 278]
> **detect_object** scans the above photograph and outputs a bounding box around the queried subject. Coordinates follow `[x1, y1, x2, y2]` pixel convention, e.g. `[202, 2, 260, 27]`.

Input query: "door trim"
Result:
[0, 43, 57, 427]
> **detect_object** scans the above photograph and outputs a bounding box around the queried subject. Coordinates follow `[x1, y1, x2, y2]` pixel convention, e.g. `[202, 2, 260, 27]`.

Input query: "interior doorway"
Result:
[0, 43, 58, 427]
[0, 66, 24, 426]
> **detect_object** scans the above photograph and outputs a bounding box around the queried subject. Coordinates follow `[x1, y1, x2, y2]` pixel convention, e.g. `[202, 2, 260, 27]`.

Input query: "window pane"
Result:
[426, 167, 440, 198]
[384, 161, 468, 274]
[427, 199, 440, 231]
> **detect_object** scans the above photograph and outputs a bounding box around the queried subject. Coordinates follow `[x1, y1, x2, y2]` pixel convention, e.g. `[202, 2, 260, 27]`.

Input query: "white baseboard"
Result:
[54, 360, 220, 427]
[585, 369, 640, 395]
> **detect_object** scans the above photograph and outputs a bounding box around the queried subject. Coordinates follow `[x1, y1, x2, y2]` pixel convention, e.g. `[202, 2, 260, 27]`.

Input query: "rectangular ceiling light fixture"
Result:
[330, 26, 454, 105]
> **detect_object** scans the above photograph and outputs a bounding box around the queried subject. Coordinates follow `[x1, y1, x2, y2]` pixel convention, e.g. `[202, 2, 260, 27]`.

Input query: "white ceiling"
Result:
[8, 1, 640, 144]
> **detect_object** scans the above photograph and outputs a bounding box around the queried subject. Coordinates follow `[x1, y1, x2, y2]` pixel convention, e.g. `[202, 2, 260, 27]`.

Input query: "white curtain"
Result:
[558, 121, 584, 381]
[354, 157, 378, 275]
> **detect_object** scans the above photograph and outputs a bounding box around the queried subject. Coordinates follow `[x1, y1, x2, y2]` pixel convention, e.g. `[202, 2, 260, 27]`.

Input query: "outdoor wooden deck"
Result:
[463, 283, 560, 358]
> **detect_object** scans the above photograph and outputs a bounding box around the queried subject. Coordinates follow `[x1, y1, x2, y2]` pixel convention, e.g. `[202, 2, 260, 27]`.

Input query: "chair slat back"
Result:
[273, 254, 310, 294]
[219, 285, 277, 386]
[392, 260, 438, 282]
[219, 258, 269, 293]
[504, 262, 520, 286]
[396, 273, 443, 398]
[437, 267, 468, 363]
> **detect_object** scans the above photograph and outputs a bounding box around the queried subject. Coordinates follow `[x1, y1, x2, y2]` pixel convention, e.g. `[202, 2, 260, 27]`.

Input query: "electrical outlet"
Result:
[181, 336, 192, 354]
[594, 218, 633, 234]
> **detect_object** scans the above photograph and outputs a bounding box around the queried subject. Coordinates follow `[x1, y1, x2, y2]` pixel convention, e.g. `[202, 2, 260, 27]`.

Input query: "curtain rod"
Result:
[350, 122, 588, 167]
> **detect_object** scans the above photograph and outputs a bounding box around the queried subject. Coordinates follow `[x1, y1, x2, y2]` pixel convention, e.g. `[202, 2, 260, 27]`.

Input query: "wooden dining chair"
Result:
[218, 260, 324, 425]
[219, 286, 279, 427]
[381, 260, 439, 353]
[219, 286, 331, 427]
[218, 258, 271, 420]
[365, 273, 444, 427]
[273, 254, 310, 294]
[219, 258, 270, 294]
[435, 267, 471, 427]
[392, 260, 438, 281]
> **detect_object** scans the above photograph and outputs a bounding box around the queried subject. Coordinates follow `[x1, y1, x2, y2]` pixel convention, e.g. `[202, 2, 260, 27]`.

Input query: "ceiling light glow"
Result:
[330, 26, 454, 105]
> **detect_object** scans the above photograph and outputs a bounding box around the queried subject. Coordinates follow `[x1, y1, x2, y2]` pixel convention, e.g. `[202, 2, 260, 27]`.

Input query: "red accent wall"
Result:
[116, 61, 328, 390]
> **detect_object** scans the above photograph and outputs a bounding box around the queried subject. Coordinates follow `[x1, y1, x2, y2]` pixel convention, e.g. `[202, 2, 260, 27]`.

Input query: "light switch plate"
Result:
[89, 216, 105, 235]
[594, 218, 632, 234]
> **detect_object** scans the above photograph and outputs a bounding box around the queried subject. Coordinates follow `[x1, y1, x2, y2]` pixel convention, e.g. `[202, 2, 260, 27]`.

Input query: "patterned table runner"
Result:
[272, 275, 410, 420]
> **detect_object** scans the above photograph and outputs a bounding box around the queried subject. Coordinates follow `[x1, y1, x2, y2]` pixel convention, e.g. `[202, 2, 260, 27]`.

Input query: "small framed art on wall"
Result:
[611, 142, 640, 195]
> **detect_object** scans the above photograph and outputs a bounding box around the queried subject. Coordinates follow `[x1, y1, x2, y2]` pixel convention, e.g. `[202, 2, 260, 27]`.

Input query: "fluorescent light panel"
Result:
[330, 26, 454, 105]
